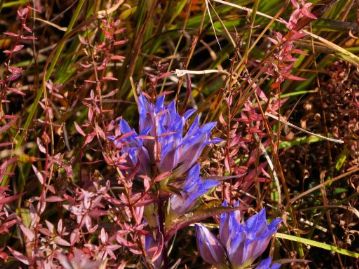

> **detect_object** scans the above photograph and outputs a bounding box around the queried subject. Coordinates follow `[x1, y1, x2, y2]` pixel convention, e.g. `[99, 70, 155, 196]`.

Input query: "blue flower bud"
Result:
[195, 224, 226, 267]
[169, 164, 219, 215]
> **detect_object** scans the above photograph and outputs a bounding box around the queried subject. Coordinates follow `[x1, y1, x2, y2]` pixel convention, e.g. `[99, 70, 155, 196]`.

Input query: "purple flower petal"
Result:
[195, 224, 226, 267]
[111, 93, 220, 178]
[183, 108, 196, 119]
[256, 257, 281, 269]
[218, 206, 282, 268]
[169, 164, 219, 215]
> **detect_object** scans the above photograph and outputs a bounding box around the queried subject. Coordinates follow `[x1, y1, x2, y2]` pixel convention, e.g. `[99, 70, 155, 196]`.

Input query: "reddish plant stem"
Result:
[117, 168, 152, 269]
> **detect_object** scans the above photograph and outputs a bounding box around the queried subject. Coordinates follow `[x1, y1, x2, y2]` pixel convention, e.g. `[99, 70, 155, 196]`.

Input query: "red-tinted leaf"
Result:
[32, 165, 44, 184]
[142, 175, 151, 191]
[36, 137, 46, 153]
[102, 76, 118, 81]
[0, 219, 17, 234]
[6, 73, 22, 82]
[7, 87, 26, 96]
[95, 123, 106, 139]
[100, 228, 108, 244]
[0, 251, 8, 261]
[84, 79, 97, 84]
[70, 229, 80, 245]
[46, 196, 63, 202]
[11, 45, 24, 53]
[88, 107, 94, 122]
[54, 236, 71, 247]
[45, 220, 55, 233]
[114, 40, 127, 46]
[0, 158, 17, 180]
[7, 247, 29, 265]
[4, 32, 19, 37]
[84, 132, 96, 146]
[17, 7, 29, 18]
[284, 73, 306, 81]
[111, 55, 125, 61]
[20, 35, 36, 40]
[22, 24, 32, 33]
[302, 3, 317, 19]
[74, 122, 86, 136]
[20, 224, 35, 241]
[0, 193, 20, 205]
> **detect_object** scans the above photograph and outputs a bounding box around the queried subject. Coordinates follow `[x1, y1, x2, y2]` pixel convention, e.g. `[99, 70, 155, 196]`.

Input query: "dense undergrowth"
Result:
[0, 0, 358, 268]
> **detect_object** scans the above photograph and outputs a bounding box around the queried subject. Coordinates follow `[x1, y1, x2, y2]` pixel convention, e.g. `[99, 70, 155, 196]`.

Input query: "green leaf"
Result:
[335, 148, 348, 171]
[276, 233, 359, 259]
[333, 187, 347, 194]
[279, 136, 321, 149]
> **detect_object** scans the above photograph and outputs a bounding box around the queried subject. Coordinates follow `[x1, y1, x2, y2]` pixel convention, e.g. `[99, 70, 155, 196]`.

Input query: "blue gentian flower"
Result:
[222, 207, 282, 267]
[195, 205, 281, 269]
[110, 94, 219, 176]
[169, 164, 219, 215]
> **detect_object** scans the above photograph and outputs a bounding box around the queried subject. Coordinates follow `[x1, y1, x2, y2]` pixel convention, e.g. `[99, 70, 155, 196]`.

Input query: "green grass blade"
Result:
[276, 233, 359, 258]
[1, 0, 87, 187]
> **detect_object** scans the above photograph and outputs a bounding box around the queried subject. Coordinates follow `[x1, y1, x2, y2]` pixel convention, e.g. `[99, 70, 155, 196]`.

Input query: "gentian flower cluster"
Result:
[111, 94, 220, 177]
[110, 94, 281, 268]
[196, 205, 281, 269]
[110, 94, 221, 266]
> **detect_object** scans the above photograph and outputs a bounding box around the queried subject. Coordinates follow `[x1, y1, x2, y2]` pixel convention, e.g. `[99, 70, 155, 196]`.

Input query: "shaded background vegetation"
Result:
[0, 0, 358, 268]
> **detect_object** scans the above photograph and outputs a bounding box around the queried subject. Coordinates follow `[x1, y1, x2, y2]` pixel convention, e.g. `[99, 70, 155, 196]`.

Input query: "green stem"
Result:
[276, 233, 359, 258]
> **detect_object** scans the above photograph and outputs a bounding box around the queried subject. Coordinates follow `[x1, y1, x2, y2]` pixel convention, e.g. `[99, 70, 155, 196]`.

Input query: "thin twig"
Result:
[265, 112, 344, 144]
[175, 69, 230, 77]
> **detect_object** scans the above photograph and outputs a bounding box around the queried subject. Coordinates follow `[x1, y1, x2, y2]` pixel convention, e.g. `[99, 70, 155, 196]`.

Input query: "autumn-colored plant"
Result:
[0, 0, 358, 268]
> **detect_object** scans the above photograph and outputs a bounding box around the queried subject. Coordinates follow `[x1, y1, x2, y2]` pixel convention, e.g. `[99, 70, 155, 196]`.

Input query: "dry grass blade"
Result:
[265, 112, 344, 144]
